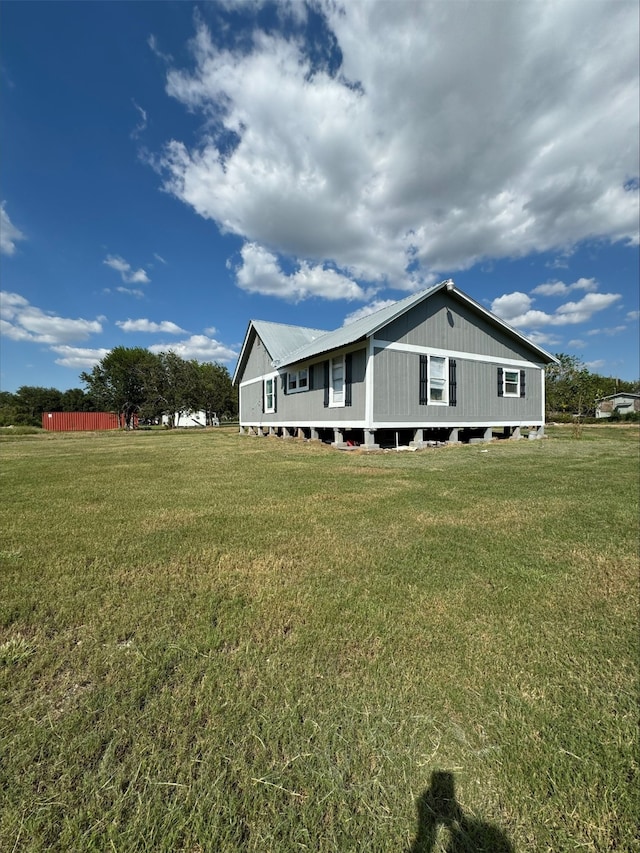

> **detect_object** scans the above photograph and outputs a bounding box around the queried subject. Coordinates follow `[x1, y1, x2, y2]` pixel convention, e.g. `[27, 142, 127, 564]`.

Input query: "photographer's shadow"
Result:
[410, 770, 514, 853]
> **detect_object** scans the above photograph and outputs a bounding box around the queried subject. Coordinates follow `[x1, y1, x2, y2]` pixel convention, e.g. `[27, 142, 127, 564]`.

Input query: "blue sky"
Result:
[1, 0, 638, 393]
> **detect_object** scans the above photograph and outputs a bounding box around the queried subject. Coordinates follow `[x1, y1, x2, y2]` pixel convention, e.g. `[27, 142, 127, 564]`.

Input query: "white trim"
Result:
[502, 368, 521, 397]
[541, 369, 546, 424]
[263, 375, 276, 414]
[365, 336, 375, 428]
[239, 374, 267, 389]
[287, 367, 309, 394]
[374, 339, 543, 370]
[427, 354, 448, 405]
[328, 355, 346, 408]
[240, 419, 544, 429]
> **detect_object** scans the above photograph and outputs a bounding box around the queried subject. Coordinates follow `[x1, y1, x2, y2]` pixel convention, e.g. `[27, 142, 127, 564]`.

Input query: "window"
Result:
[329, 356, 345, 407]
[264, 376, 275, 413]
[419, 354, 449, 405]
[497, 367, 525, 398]
[287, 368, 309, 393]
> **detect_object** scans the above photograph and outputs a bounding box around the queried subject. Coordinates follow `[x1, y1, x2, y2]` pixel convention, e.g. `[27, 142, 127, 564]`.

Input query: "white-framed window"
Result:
[420, 354, 448, 405]
[503, 369, 520, 397]
[264, 376, 276, 413]
[329, 355, 345, 407]
[287, 367, 309, 394]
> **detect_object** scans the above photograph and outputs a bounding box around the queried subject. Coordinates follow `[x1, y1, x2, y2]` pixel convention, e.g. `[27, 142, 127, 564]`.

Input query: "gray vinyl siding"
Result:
[241, 347, 367, 425]
[379, 291, 546, 364]
[373, 348, 543, 424]
[241, 331, 274, 382]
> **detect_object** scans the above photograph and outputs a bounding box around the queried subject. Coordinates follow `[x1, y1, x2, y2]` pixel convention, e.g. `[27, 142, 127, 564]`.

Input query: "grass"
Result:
[0, 425, 638, 852]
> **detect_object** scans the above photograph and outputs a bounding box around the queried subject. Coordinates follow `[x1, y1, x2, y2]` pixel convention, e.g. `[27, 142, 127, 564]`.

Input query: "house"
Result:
[232, 280, 558, 449]
[595, 393, 640, 418]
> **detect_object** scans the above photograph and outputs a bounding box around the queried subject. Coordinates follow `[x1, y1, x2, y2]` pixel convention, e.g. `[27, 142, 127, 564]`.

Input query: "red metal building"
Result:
[42, 412, 128, 431]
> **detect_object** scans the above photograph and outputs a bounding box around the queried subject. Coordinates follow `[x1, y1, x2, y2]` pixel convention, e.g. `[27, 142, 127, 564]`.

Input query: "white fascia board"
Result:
[373, 339, 547, 370]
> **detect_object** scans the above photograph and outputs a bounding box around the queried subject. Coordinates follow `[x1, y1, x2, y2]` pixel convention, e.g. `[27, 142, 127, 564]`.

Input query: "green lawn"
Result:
[1, 426, 638, 852]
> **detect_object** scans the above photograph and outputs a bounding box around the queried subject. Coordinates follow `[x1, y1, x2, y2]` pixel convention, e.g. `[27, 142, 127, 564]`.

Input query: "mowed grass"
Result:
[0, 426, 638, 852]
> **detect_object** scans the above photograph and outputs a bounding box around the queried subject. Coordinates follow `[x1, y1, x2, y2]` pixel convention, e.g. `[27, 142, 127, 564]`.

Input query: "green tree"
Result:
[13, 386, 63, 426]
[81, 347, 159, 429]
[196, 362, 237, 422]
[61, 387, 97, 412]
[0, 391, 18, 426]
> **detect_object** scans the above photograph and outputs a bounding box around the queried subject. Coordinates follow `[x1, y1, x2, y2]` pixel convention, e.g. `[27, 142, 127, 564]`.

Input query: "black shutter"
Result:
[273, 378, 277, 413]
[497, 367, 504, 397]
[449, 358, 457, 407]
[261, 380, 265, 413]
[345, 353, 353, 407]
[323, 360, 330, 407]
[419, 355, 428, 405]
[520, 369, 526, 398]
[309, 364, 314, 390]
[282, 373, 287, 395]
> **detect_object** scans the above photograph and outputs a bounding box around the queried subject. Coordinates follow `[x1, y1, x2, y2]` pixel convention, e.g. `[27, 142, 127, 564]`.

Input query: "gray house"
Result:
[233, 280, 557, 448]
[595, 393, 640, 418]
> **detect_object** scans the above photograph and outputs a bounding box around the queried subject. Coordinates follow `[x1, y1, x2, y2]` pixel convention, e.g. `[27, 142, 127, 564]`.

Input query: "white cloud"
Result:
[343, 300, 397, 326]
[156, 3, 639, 298]
[523, 330, 562, 348]
[585, 359, 606, 371]
[568, 339, 586, 348]
[233, 242, 367, 301]
[626, 310, 640, 321]
[0, 202, 26, 255]
[586, 325, 627, 337]
[532, 277, 598, 297]
[115, 286, 145, 298]
[116, 318, 186, 334]
[153, 253, 167, 265]
[491, 289, 621, 327]
[148, 334, 237, 362]
[104, 255, 150, 285]
[51, 345, 110, 369]
[0, 291, 103, 344]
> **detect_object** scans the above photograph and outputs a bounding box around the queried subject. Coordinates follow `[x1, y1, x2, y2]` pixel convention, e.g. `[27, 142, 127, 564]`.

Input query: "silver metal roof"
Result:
[251, 320, 328, 364]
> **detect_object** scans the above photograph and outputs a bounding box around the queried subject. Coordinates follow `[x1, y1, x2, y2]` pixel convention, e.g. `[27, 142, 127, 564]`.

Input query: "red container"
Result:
[42, 412, 125, 431]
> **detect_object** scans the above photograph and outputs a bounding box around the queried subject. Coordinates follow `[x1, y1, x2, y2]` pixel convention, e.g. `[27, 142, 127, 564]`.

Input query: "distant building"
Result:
[595, 393, 640, 418]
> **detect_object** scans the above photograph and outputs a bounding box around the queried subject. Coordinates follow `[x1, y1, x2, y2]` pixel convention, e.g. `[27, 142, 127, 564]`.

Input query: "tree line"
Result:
[0, 348, 237, 428]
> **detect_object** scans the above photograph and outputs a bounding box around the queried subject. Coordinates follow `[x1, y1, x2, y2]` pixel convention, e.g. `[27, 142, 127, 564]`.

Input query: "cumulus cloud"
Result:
[0, 291, 103, 344]
[1, 202, 26, 255]
[233, 242, 367, 301]
[116, 318, 186, 334]
[626, 310, 640, 321]
[148, 334, 237, 362]
[104, 254, 150, 285]
[51, 345, 110, 369]
[532, 278, 598, 296]
[156, 2, 639, 299]
[491, 289, 621, 328]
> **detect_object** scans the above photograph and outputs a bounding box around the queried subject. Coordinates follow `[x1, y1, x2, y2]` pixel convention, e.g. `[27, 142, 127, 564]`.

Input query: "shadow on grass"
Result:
[409, 771, 514, 853]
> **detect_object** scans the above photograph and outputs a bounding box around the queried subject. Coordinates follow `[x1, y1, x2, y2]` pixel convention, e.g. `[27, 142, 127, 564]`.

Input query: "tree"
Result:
[546, 354, 637, 417]
[13, 386, 63, 426]
[61, 387, 97, 412]
[195, 362, 237, 422]
[81, 347, 159, 429]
